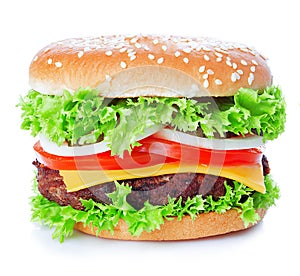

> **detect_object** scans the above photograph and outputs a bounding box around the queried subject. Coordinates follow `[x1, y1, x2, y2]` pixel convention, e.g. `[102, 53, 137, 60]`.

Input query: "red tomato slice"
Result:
[33, 141, 175, 171]
[34, 135, 263, 171]
[136, 136, 263, 166]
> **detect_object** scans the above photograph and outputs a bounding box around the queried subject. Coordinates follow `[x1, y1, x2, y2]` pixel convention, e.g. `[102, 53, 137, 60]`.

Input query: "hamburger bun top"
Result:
[29, 34, 272, 97]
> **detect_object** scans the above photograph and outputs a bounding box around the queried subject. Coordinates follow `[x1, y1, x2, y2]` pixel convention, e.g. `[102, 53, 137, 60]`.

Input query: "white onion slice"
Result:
[39, 135, 110, 157]
[153, 128, 264, 150]
[39, 125, 163, 157]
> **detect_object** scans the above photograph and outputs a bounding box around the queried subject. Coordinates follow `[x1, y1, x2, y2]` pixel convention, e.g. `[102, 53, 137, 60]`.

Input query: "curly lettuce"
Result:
[31, 175, 279, 242]
[18, 86, 286, 156]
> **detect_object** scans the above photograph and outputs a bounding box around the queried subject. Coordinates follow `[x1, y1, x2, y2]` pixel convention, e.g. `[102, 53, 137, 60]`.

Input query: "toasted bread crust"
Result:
[29, 35, 271, 97]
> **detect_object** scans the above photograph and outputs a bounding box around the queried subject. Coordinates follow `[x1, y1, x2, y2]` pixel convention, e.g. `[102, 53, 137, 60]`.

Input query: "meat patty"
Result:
[33, 156, 270, 210]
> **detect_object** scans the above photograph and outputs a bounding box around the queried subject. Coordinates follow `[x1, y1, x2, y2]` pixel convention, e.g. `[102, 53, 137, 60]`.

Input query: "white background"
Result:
[1, 0, 299, 275]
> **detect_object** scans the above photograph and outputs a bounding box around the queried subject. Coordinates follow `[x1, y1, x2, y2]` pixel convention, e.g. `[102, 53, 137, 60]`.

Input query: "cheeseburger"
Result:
[19, 34, 285, 242]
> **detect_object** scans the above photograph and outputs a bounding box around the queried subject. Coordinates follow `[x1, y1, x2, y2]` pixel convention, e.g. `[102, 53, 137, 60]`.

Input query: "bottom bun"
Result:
[74, 209, 266, 241]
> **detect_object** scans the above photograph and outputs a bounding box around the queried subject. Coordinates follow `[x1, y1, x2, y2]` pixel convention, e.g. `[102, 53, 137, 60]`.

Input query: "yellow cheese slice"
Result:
[60, 161, 265, 193]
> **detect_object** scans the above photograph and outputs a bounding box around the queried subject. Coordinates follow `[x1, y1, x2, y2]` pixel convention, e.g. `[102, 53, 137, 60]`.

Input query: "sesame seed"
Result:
[157, 57, 164, 64]
[250, 66, 256, 72]
[203, 73, 208, 79]
[215, 79, 223, 85]
[183, 47, 192, 54]
[188, 40, 197, 49]
[77, 51, 84, 58]
[248, 73, 255, 85]
[105, 74, 112, 81]
[120, 61, 127, 69]
[174, 51, 181, 57]
[127, 50, 136, 57]
[148, 54, 155, 60]
[204, 54, 210, 61]
[199, 65, 205, 73]
[153, 39, 159, 45]
[232, 62, 237, 69]
[135, 42, 142, 49]
[241, 59, 248, 66]
[215, 52, 223, 58]
[240, 48, 249, 53]
[162, 45, 167, 51]
[202, 46, 211, 52]
[203, 79, 209, 88]
[105, 50, 112, 56]
[237, 69, 244, 75]
[216, 57, 222, 62]
[33, 56, 38, 62]
[120, 47, 127, 53]
[143, 45, 150, 51]
[183, 57, 189, 64]
[55, 61, 62, 68]
[130, 37, 138, 43]
[215, 47, 228, 54]
[47, 58, 52, 64]
[231, 72, 240, 82]
[207, 69, 214, 75]
[226, 60, 232, 67]
[252, 59, 258, 65]
[130, 55, 136, 61]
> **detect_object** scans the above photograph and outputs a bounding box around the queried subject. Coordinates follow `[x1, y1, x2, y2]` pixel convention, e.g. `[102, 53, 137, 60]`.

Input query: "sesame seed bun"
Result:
[74, 208, 266, 241]
[29, 35, 272, 97]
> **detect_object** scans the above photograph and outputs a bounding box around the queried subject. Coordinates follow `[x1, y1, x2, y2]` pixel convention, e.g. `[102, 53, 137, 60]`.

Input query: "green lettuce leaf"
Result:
[18, 86, 286, 156]
[30, 175, 279, 242]
[228, 86, 286, 141]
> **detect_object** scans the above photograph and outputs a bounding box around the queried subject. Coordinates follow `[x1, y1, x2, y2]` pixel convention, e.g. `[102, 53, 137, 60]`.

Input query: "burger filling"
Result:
[19, 85, 285, 157]
[33, 155, 271, 211]
[19, 85, 285, 242]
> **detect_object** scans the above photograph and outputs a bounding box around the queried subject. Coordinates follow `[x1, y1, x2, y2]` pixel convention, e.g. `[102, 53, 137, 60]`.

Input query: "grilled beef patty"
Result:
[33, 155, 270, 210]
